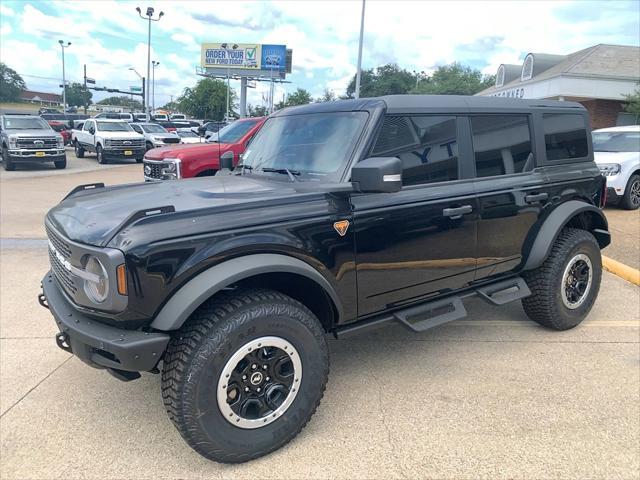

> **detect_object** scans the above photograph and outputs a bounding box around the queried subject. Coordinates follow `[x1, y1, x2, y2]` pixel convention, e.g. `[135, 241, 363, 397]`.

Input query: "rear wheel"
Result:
[621, 174, 640, 210]
[54, 158, 67, 169]
[162, 289, 329, 463]
[74, 142, 85, 158]
[522, 228, 601, 330]
[96, 145, 107, 164]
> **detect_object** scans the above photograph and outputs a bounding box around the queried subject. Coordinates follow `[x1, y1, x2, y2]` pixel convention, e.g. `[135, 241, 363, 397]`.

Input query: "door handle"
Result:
[443, 205, 473, 219]
[525, 193, 548, 204]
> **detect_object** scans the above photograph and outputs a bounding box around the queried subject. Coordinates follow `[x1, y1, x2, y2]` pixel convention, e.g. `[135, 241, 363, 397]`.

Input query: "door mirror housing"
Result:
[89, 127, 95, 135]
[220, 151, 234, 170]
[351, 157, 402, 193]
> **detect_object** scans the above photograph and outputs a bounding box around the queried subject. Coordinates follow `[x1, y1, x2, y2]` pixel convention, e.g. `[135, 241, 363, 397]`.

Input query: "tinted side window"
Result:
[371, 116, 458, 186]
[83, 121, 92, 131]
[470, 115, 533, 178]
[543, 113, 588, 160]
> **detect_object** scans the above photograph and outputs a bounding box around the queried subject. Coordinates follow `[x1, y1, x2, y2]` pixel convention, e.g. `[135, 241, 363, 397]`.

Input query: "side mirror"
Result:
[220, 151, 234, 170]
[351, 157, 402, 193]
[89, 127, 95, 135]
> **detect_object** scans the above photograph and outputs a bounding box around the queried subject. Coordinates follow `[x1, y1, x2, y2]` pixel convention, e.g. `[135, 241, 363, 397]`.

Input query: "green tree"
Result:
[177, 78, 236, 120]
[97, 96, 143, 110]
[0, 62, 26, 102]
[315, 88, 336, 103]
[247, 104, 269, 117]
[346, 64, 415, 98]
[275, 88, 313, 110]
[623, 84, 640, 114]
[64, 82, 92, 108]
[411, 63, 495, 95]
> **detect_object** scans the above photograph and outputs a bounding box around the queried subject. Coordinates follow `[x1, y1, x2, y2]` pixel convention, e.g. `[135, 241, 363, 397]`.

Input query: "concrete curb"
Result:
[602, 256, 640, 286]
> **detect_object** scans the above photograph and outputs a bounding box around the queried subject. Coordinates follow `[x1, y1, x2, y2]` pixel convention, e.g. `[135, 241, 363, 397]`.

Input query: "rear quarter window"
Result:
[543, 113, 589, 161]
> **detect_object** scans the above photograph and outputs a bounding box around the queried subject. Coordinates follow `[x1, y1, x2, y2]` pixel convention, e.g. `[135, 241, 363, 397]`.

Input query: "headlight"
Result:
[104, 139, 112, 147]
[8, 135, 17, 148]
[83, 255, 109, 303]
[56, 135, 64, 147]
[164, 161, 176, 172]
[598, 163, 621, 176]
[160, 158, 181, 179]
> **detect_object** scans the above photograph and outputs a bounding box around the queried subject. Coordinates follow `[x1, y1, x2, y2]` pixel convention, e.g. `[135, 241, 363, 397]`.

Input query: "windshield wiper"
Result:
[261, 167, 300, 182]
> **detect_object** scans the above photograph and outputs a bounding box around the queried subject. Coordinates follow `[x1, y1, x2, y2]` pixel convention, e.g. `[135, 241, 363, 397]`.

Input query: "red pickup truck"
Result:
[142, 117, 265, 180]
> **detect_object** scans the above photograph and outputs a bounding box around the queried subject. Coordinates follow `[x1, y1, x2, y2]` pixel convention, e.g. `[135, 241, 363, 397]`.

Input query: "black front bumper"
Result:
[103, 148, 145, 160]
[606, 187, 622, 204]
[41, 272, 169, 373]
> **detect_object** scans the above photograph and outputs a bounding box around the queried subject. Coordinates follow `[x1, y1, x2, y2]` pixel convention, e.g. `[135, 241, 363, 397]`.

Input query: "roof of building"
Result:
[479, 44, 640, 95]
[20, 90, 62, 103]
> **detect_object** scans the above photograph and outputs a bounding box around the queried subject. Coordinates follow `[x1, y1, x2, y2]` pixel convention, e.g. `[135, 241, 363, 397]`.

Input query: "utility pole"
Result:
[354, 0, 366, 99]
[83, 64, 87, 114]
[226, 68, 230, 121]
[152, 60, 159, 112]
[142, 77, 146, 114]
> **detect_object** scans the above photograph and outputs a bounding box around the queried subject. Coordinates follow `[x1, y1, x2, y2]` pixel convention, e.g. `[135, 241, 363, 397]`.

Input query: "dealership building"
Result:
[477, 44, 640, 129]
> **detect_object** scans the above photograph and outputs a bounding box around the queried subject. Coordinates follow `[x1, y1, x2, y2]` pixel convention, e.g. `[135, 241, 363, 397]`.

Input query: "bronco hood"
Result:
[46, 175, 306, 247]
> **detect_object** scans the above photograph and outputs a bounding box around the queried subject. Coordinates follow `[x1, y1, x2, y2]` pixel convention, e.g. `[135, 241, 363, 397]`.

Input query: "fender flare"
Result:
[522, 200, 610, 271]
[150, 253, 343, 331]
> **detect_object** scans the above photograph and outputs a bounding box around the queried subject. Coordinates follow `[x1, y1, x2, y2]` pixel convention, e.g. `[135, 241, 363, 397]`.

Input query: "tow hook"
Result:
[55, 332, 73, 353]
[38, 292, 49, 310]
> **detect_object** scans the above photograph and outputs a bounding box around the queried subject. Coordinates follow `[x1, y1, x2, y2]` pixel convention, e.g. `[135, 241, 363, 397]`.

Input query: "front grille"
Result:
[45, 224, 72, 258]
[49, 249, 77, 293]
[143, 160, 163, 179]
[16, 137, 58, 149]
[162, 137, 180, 144]
[108, 139, 144, 148]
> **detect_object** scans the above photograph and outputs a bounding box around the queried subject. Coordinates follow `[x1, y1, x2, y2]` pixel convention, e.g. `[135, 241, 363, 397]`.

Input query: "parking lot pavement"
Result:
[603, 207, 640, 271]
[0, 238, 638, 479]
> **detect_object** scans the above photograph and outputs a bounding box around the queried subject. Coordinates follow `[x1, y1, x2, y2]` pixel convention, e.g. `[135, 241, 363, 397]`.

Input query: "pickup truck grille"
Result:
[144, 160, 163, 179]
[108, 139, 144, 148]
[162, 137, 180, 144]
[16, 137, 58, 149]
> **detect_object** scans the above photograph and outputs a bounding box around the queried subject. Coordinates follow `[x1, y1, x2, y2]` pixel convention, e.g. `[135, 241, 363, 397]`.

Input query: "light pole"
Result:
[136, 6, 164, 121]
[58, 40, 71, 110]
[354, 0, 366, 99]
[152, 60, 159, 113]
[413, 70, 425, 89]
[129, 67, 145, 114]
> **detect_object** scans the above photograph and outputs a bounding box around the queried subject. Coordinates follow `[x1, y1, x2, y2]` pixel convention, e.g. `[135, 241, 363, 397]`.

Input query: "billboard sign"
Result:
[201, 43, 287, 71]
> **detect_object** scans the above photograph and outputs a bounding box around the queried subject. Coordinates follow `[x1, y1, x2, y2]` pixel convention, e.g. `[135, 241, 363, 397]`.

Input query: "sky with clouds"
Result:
[1, 0, 638, 109]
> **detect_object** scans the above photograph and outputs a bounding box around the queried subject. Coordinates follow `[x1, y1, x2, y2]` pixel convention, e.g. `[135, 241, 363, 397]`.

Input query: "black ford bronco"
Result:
[40, 95, 610, 463]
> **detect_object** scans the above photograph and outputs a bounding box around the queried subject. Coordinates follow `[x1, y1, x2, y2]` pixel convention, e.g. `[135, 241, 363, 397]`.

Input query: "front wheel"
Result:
[161, 289, 329, 463]
[96, 145, 107, 164]
[522, 228, 602, 330]
[54, 158, 67, 169]
[621, 174, 640, 210]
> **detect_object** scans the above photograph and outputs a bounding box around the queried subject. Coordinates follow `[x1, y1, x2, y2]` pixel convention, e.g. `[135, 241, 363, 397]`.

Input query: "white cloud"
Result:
[0, 23, 12, 36]
[0, 4, 15, 17]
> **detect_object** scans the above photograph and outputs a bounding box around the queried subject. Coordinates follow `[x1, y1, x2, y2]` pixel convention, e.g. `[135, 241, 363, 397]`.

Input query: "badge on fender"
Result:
[333, 220, 350, 237]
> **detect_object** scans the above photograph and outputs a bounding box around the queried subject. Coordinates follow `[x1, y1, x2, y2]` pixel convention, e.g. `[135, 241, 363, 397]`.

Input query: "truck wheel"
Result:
[145, 141, 154, 151]
[621, 174, 640, 210]
[74, 142, 85, 158]
[522, 228, 601, 330]
[2, 146, 15, 171]
[96, 145, 107, 164]
[54, 158, 67, 169]
[161, 289, 329, 463]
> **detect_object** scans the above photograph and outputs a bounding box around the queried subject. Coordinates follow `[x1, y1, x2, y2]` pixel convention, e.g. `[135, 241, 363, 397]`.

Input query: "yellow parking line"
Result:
[602, 256, 640, 286]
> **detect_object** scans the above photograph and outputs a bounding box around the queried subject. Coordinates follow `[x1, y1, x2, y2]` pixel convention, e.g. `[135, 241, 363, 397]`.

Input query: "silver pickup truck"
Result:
[0, 114, 66, 171]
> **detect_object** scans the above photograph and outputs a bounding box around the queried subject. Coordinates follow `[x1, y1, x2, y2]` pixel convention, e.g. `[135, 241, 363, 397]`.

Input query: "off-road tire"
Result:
[54, 158, 67, 169]
[161, 289, 329, 463]
[2, 145, 15, 171]
[74, 142, 85, 158]
[96, 144, 107, 164]
[522, 228, 601, 330]
[621, 174, 640, 210]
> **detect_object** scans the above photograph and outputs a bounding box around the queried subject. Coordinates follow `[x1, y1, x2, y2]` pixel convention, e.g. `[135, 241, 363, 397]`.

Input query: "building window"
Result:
[521, 54, 534, 81]
[470, 115, 534, 178]
[543, 113, 589, 160]
[371, 116, 459, 186]
[496, 65, 505, 87]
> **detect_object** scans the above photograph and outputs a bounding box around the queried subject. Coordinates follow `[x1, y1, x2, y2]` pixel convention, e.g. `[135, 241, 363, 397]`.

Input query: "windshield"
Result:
[142, 124, 168, 134]
[243, 112, 368, 181]
[96, 121, 132, 132]
[216, 120, 259, 143]
[3, 117, 50, 130]
[177, 130, 197, 137]
[592, 131, 640, 153]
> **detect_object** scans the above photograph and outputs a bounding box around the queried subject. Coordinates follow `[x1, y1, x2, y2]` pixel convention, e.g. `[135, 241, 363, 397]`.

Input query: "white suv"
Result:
[593, 125, 640, 210]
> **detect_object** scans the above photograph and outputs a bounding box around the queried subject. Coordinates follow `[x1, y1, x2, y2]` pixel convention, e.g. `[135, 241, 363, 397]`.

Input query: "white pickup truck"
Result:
[73, 119, 145, 164]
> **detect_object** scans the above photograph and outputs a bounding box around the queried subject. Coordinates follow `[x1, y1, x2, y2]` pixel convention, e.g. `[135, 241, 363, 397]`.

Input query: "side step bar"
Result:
[335, 276, 531, 338]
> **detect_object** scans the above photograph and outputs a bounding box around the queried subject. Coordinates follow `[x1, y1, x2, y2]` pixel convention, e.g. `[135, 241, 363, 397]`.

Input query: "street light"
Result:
[58, 40, 71, 110]
[152, 60, 160, 113]
[136, 6, 164, 121]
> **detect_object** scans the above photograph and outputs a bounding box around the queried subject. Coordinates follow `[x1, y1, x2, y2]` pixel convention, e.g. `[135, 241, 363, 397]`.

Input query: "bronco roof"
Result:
[275, 94, 585, 116]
